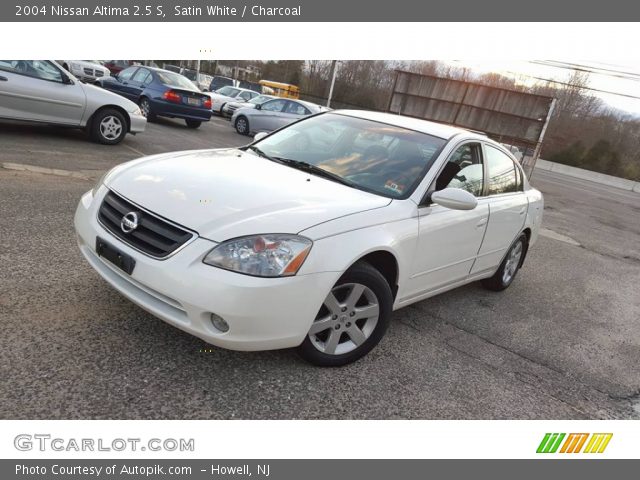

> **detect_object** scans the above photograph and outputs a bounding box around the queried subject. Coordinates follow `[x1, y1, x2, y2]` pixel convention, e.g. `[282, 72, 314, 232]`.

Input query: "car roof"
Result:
[332, 110, 472, 140]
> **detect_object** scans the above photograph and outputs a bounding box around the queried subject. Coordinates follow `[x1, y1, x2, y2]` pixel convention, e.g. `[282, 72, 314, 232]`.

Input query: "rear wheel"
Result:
[482, 234, 527, 291]
[297, 262, 392, 366]
[90, 108, 127, 145]
[235, 115, 249, 135]
[185, 119, 202, 129]
[139, 97, 155, 121]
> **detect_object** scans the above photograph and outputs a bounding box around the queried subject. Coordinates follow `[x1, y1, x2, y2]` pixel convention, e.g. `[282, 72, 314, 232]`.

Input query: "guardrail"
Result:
[534, 159, 640, 193]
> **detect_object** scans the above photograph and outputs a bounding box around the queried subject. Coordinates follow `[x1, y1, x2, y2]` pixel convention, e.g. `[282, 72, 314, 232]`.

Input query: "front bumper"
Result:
[128, 112, 147, 133]
[74, 187, 336, 351]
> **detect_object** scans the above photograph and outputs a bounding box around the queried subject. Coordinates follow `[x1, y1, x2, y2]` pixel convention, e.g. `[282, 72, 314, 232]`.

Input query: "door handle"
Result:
[519, 208, 526, 216]
[476, 218, 488, 228]
[0, 76, 7, 81]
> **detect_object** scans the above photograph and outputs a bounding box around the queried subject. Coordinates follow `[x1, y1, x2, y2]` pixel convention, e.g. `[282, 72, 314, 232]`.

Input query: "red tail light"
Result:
[203, 97, 212, 109]
[163, 90, 182, 103]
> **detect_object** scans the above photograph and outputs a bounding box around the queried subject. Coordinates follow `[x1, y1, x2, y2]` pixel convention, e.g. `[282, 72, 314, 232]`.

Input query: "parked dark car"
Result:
[96, 66, 212, 128]
[103, 60, 136, 76]
[209, 75, 236, 91]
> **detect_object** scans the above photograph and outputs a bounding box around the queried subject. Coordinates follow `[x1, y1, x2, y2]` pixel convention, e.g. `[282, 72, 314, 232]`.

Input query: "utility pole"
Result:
[326, 60, 338, 108]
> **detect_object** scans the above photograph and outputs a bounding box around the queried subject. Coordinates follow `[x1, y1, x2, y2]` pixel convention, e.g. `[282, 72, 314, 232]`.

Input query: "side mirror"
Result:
[253, 132, 268, 142]
[429, 188, 478, 210]
[255, 104, 262, 110]
[61, 73, 73, 85]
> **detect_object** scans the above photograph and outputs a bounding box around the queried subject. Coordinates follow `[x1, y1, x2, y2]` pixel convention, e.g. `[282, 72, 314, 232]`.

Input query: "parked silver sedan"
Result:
[222, 94, 275, 118]
[208, 86, 259, 114]
[231, 98, 327, 135]
[0, 60, 146, 145]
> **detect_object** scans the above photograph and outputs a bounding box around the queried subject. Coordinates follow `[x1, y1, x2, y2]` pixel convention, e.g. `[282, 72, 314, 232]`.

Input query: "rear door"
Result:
[471, 143, 528, 275]
[281, 100, 311, 126]
[0, 60, 86, 125]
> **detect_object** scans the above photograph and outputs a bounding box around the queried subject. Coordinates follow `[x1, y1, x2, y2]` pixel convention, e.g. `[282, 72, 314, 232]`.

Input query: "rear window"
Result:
[156, 71, 198, 90]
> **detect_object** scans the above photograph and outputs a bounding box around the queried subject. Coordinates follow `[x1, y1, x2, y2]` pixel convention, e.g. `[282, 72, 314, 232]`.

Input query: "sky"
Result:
[449, 60, 640, 115]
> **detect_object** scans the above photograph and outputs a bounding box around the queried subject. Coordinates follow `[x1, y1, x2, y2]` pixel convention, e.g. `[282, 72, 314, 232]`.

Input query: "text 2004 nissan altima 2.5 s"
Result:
[74, 110, 543, 366]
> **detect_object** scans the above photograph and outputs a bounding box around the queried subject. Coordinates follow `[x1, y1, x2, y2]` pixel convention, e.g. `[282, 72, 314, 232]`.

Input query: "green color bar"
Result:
[542, 434, 558, 453]
[549, 433, 566, 453]
[537, 433, 552, 453]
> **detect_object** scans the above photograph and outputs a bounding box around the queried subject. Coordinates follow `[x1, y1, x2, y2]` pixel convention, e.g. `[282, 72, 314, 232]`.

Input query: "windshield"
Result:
[249, 95, 272, 105]
[156, 71, 198, 90]
[216, 86, 240, 96]
[253, 113, 446, 199]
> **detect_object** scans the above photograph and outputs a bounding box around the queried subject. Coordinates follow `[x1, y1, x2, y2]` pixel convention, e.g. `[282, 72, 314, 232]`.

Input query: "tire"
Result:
[139, 97, 156, 121]
[235, 115, 249, 135]
[297, 262, 393, 367]
[481, 233, 527, 291]
[89, 108, 127, 145]
[185, 119, 202, 129]
[218, 103, 226, 115]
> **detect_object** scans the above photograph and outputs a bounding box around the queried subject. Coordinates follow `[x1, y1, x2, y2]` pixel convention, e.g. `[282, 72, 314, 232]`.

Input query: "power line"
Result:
[530, 60, 640, 82]
[504, 70, 640, 101]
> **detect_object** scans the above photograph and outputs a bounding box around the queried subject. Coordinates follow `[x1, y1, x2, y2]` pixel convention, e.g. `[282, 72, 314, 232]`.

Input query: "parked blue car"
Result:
[95, 66, 212, 128]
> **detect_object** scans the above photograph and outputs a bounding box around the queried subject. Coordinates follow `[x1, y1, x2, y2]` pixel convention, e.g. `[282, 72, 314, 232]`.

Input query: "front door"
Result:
[0, 60, 85, 125]
[406, 142, 489, 297]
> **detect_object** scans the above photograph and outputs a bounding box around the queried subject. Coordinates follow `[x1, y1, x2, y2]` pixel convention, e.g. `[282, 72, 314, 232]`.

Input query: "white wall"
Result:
[535, 159, 640, 193]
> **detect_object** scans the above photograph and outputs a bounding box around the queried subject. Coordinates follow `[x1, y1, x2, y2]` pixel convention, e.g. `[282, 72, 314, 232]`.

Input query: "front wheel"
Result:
[90, 108, 127, 145]
[482, 234, 527, 291]
[297, 262, 392, 367]
[235, 115, 249, 135]
[185, 119, 202, 129]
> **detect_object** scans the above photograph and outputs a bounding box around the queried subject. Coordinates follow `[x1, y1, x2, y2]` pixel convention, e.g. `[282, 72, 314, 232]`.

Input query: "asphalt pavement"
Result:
[1, 116, 639, 419]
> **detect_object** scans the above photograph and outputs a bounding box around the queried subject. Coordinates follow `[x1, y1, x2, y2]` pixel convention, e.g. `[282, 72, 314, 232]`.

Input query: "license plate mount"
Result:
[96, 237, 136, 275]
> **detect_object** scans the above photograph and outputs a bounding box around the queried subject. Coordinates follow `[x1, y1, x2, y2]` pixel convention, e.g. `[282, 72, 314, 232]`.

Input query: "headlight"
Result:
[131, 107, 143, 116]
[203, 234, 312, 277]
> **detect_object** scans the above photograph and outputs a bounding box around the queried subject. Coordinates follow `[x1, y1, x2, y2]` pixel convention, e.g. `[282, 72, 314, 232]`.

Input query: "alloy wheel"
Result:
[140, 99, 150, 118]
[502, 241, 523, 285]
[99, 116, 123, 140]
[236, 117, 248, 134]
[308, 283, 380, 355]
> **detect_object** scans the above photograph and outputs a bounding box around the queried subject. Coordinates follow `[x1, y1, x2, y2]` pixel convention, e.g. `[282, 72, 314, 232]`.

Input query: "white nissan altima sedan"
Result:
[74, 110, 543, 366]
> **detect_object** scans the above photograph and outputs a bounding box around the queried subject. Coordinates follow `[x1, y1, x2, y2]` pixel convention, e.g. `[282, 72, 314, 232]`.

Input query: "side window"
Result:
[131, 68, 150, 84]
[261, 99, 287, 112]
[0, 60, 63, 82]
[118, 67, 136, 81]
[485, 145, 520, 195]
[239, 91, 252, 101]
[286, 101, 311, 115]
[434, 143, 484, 197]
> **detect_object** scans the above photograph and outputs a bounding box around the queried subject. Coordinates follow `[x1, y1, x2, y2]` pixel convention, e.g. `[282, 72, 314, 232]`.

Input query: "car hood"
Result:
[105, 149, 391, 241]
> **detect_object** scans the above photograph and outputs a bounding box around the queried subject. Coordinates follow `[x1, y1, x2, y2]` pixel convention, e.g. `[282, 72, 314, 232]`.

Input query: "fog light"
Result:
[210, 313, 229, 333]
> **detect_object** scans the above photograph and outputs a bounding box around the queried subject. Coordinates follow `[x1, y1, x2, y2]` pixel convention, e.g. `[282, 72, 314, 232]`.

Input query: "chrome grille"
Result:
[98, 190, 194, 259]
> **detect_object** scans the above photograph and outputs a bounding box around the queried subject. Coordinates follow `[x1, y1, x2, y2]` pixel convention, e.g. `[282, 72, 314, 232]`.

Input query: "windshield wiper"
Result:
[272, 157, 354, 187]
[247, 146, 353, 188]
[247, 145, 278, 162]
